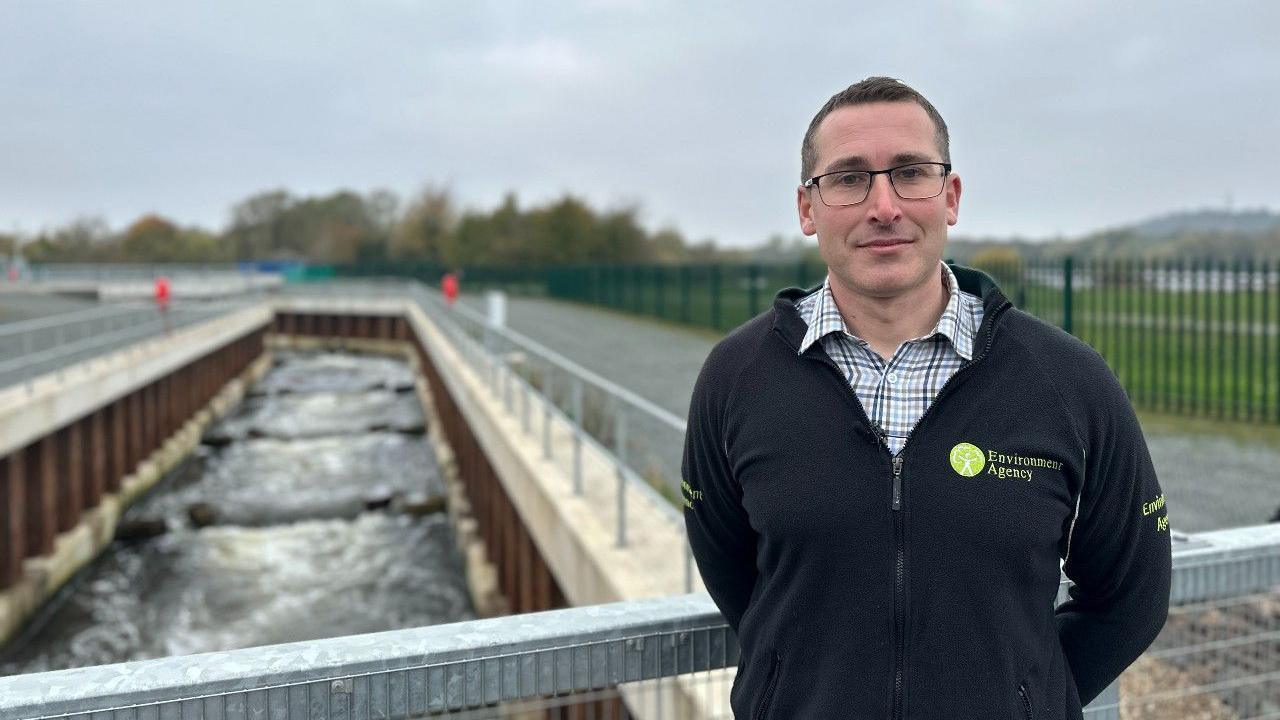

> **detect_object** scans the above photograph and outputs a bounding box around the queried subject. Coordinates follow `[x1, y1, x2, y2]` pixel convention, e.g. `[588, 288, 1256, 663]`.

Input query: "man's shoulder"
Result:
[997, 307, 1133, 423]
[1000, 307, 1110, 373]
[692, 306, 789, 402]
[704, 310, 779, 373]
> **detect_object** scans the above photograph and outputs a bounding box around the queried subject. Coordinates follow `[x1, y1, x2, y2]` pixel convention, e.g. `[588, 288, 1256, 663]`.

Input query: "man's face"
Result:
[797, 101, 961, 301]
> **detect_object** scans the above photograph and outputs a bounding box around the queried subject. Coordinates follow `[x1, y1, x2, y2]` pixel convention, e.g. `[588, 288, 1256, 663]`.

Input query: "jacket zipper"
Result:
[755, 651, 781, 720]
[800, 297, 1011, 720]
[1018, 682, 1034, 720]
[891, 454, 905, 720]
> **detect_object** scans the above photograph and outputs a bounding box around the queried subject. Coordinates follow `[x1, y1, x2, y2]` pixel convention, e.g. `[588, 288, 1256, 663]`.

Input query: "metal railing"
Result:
[1, 524, 1276, 720]
[0, 299, 255, 390]
[21, 263, 246, 281]
[404, 284, 694, 584]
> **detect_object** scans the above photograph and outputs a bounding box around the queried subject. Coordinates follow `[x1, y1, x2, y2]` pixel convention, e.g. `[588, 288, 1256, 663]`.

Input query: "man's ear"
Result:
[798, 185, 817, 236]
[945, 173, 962, 227]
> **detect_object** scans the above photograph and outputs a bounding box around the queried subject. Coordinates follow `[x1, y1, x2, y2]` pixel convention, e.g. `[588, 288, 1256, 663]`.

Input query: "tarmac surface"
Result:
[461, 294, 1280, 534]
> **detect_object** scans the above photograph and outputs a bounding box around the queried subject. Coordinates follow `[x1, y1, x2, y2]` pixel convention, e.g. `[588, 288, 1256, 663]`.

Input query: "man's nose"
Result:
[865, 174, 902, 224]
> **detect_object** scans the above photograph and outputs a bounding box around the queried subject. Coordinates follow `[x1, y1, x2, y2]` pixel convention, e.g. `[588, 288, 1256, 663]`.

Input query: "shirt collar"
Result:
[796, 261, 980, 360]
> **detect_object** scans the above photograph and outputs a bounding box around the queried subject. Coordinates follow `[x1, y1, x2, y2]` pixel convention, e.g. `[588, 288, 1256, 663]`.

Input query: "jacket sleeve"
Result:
[1055, 369, 1172, 706]
[682, 351, 759, 634]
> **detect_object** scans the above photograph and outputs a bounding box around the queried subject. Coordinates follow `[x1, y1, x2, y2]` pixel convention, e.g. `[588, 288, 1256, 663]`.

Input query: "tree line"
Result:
[4, 192, 1274, 268]
[2, 188, 729, 267]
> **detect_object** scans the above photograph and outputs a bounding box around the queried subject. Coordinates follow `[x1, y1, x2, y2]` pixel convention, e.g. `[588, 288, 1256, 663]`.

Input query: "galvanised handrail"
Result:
[0, 302, 152, 340]
[24, 263, 249, 281]
[0, 300, 253, 390]
[0, 524, 1276, 720]
[0, 594, 734, 720]
[406, 284, 689, 564]
[411, 285, 686, 433]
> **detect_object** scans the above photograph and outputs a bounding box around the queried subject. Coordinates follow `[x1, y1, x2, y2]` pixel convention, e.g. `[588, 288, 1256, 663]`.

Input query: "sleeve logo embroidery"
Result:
[1143, 493, 1169, 531]
[681, 480, 704, 509]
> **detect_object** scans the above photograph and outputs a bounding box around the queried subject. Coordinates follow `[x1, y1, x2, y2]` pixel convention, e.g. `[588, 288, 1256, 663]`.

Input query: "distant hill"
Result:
[1130, 208, 1280, 238]
[949, 207, 1280, 262]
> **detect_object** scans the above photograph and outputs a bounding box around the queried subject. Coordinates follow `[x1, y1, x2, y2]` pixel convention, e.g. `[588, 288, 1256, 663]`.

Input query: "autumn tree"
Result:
[392, 186, 457, 263]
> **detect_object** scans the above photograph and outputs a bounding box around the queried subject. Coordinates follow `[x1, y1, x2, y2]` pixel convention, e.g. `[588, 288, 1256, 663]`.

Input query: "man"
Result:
[682, 77, 1171, 719]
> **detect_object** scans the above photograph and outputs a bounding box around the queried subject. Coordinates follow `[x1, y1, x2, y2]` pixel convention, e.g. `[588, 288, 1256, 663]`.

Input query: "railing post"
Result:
[748, 264, 760, 317]
[655, 265, 665, 319]
[1245, 258, 1256, 422]
[521, 370, 530, 434]
[1062, 256, 1074, 335]
[503, 352, 513, 413]
[684, 534, 694, 593]
[542, 362, 553, 460]
[615, 406, 627, 548]
[572, 376, 584, 496]
[710, 265, 722, 331]
[680, 265, 692, 324]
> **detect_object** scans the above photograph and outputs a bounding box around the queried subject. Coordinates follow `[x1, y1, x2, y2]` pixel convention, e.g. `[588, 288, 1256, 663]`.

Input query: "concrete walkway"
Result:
[463, 294, 1280, 534]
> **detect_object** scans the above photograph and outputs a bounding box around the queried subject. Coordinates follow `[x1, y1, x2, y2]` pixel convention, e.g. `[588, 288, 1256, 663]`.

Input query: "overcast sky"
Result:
[2, 1, 1277, 247]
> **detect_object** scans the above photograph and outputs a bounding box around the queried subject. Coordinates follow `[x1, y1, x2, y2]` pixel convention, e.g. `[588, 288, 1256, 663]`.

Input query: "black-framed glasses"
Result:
[803, 162, 952, 207]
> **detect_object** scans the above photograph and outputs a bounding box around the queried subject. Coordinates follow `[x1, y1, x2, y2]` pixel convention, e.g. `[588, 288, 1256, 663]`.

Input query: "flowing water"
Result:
[0, 351, 474, 676]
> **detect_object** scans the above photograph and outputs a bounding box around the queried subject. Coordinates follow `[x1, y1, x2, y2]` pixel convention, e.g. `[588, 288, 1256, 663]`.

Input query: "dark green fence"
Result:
[334, 261, 549, 295]
[546, 258, 1280, 424]
[333, 257, 1280, 424]
[984, 258, 1278, 424]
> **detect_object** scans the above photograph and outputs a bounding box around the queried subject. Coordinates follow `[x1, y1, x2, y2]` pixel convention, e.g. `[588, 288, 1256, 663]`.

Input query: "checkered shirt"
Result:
[795, 263, 985, 457]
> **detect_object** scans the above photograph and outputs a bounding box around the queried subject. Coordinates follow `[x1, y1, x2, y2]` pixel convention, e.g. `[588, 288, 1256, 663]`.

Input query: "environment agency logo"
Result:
[949, 443, 985, 477]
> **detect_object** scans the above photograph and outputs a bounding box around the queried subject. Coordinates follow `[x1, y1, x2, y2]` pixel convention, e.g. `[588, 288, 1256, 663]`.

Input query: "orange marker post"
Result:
[442, 272, 459, 307]
[154, 276, 172, 334]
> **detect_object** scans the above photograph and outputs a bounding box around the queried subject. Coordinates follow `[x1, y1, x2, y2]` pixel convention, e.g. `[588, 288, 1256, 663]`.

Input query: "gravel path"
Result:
[462, 294, 1280, 533]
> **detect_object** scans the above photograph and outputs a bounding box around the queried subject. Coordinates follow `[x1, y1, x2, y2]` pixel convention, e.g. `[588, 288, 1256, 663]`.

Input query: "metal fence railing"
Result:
[320, 256, 1280, 424]
[0, 300, 255, 390]
[536, 259, 1280, 425]
[16, 263, 247, 281]
[2, 523, 1277, 720]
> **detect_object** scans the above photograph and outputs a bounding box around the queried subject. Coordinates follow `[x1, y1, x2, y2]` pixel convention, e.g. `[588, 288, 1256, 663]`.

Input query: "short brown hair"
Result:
[800, 76, 950, 181]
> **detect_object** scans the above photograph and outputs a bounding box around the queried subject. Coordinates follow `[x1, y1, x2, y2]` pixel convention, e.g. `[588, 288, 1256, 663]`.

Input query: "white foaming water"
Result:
[0, 352, 472, 676]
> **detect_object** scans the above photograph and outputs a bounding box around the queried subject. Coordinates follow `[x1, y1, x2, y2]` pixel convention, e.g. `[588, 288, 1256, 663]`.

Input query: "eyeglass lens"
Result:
[817, 163, 947, 206]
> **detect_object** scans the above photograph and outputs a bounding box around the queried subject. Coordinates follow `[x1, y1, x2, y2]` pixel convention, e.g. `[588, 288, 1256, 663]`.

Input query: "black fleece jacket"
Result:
[682, 265, 1171, 720]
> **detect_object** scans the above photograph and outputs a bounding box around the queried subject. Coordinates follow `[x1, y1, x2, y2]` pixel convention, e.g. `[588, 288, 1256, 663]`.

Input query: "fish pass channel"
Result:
[0, 351, 474, 676]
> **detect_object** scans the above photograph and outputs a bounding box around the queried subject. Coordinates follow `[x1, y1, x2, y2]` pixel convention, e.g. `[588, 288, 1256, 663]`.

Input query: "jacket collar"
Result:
[772, 263, 1011, 358]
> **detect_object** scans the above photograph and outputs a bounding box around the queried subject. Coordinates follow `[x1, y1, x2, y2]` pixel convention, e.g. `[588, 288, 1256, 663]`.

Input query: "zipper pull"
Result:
[891, 456, 903, 511]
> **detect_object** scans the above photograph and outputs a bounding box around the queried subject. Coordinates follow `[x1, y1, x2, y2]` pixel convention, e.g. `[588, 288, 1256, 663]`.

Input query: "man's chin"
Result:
[838, 266, 936, 301]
